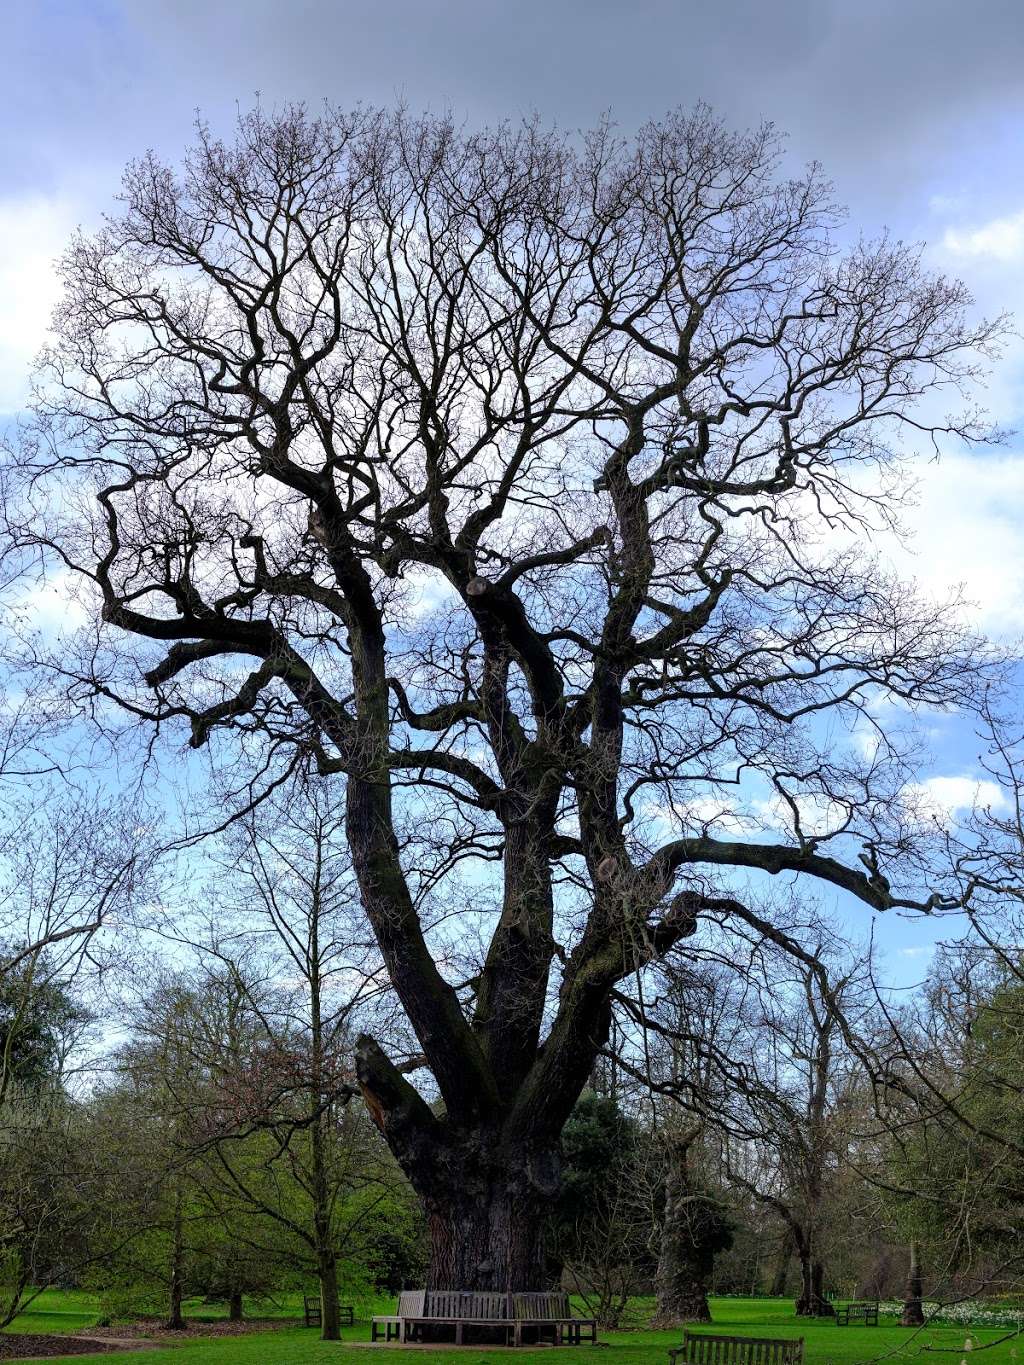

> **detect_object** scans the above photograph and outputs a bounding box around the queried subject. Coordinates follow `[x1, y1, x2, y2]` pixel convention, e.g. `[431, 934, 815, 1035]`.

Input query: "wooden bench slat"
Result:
[672, 1332, 804, 1365]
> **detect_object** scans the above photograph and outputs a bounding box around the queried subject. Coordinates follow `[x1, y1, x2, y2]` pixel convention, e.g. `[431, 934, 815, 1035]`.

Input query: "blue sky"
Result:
[3, 0, 1023, 986]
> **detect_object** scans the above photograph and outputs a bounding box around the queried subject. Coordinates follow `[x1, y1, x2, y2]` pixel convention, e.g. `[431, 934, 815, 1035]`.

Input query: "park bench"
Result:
[669, 1332, 804, 1365]
[834, 1300, 879, 1326]
[372, 1289, 424, 1342]
[302, 1293, 354, 1328]
[370, 1288, 597, 1346]
[513, 1292, 597, 1345]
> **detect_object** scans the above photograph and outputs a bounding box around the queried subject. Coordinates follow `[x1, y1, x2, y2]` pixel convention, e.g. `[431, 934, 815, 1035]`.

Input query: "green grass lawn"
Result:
[6, 1292, 1021, 1365]
[3, 1290, 101, 1336]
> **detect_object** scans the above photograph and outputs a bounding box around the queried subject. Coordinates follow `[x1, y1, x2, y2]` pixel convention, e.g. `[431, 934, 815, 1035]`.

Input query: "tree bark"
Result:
[425, 1180, 548, 1290]
[770, 1233, 794, 1297]
[228, 1288, 243, 1322]
[167, 1186, 186, 1330]
[316, 1249, 342, 1341]
[901, 1241, 924, 1327]
[357, 1032, 565, 1292]
[795, 1241, 833, 1317]
[653, 1134, 713, 1326]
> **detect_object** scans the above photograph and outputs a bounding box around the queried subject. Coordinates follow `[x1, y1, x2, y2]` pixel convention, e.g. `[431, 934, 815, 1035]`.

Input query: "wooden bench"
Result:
[371, 1289, 597, 1346]
[835, 1300, 879, 1326]
[303, 1293, 354, 1328]
[513, 1293, 597, 1346]
[372, 1290, 424, 1342]
[669, 1332, 804, 1365]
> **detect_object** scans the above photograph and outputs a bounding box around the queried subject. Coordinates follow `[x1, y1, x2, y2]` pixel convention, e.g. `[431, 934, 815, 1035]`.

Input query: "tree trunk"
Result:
[424, 1174, 548, 1290]
[901, 1241, 924, 1327]
[228, 1288, 243, 1322]
[167, 1187, 186, 1330]
[317, 1248, 342, 1341]
[308, 917, 342, 1341]
[357, 1033, 562, 1291]
[310, 1114, 342, 1340]
[795, 1243, 833, 1317]
[652, 1134, 713, 1326]
[770, 1233, 794, 1297]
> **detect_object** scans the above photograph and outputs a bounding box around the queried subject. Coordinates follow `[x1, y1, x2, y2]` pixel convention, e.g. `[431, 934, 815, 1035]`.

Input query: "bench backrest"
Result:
[682, 1333, 804, 1365]
[399, 1289, 576, 1321]
[513, 1292, 570, 1320]
[422, 1290, 509, 1320]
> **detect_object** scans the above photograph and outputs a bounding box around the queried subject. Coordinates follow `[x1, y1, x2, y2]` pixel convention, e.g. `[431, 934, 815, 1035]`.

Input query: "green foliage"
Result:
[91, 1282, 169, 1325]
[0, 952, 90, 1090]
[554, 1091, 640, 1230]
[676, 1182, 735, 1264]
[550, 1092, 656, 1325]
[883, 956, 1024, 1282]
[341, 1185, 426, 1293]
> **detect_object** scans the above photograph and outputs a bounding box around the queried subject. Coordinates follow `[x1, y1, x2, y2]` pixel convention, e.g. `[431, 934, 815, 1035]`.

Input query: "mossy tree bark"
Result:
[901, 1241, 925, 1326]
[653, 1130, 732, 1326]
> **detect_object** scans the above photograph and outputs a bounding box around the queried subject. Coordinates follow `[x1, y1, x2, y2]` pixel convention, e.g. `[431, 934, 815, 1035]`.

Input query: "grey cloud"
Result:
[6, 1, 1024, 235]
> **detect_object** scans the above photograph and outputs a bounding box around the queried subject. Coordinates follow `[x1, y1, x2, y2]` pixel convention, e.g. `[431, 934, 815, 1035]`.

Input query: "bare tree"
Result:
[191, 777, 394, 1339]
[620, 925, 875, 1316]
[3, 102, 1006, 1289]
[0, 795, 147, 1105]
[721, 948, 872, 1315]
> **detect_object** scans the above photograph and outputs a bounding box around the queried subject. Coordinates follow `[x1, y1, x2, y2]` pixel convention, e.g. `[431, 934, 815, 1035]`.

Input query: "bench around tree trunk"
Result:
[669, 1332, 805, 1365]
[370, 1290, 598, 1346]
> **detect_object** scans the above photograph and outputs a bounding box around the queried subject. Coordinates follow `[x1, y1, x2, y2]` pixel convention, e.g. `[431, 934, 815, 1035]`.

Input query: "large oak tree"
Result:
[4, 104, 1004, 1288]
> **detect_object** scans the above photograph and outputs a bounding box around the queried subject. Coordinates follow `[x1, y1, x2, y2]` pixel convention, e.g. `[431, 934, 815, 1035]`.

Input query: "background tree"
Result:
[6, 102, 1005, 1290]
[611, 965, 738, 1324]
[619, 920, 874, 1315]
[186, 777, 400, 1338]
[0, 766, 144, 1325]
[550, 1092, 654, 1329]
[651, 1124, 734, 1326]
[869, 940, 1024, 1307]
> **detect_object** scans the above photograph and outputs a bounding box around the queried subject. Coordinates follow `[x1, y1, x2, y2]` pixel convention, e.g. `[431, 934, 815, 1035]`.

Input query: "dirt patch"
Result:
[0, 1318, 304, 1358]
[0, 1336, 120, 1360]
[88, 1319, 296, 1341]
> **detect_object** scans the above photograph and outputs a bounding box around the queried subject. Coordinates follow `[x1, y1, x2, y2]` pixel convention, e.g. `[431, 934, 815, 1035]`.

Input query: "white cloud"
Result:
[902, 774, 1007, 826]
[752, 791, 853, 840]
[942, 209, 1024, 263]
[11, 570, 91, 634]
[642, 794, 761, 838]
[0, 195, 75, 414]
[884, 451, 1024, 636]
